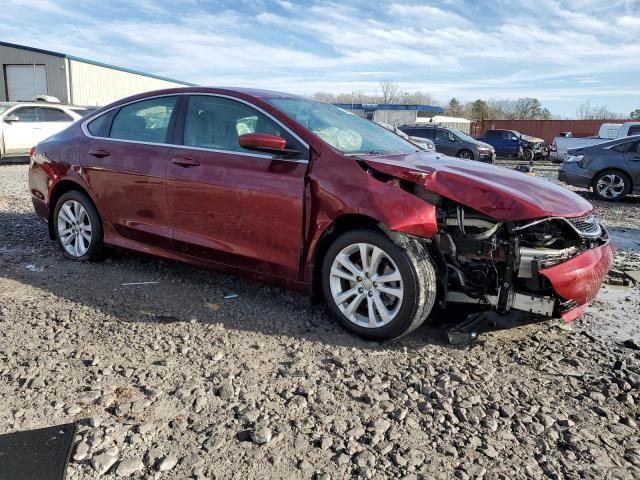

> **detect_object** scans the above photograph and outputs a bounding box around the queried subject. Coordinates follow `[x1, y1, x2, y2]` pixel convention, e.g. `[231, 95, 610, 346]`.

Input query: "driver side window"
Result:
[182, 95, 302, 154]
[435, 129, 452, 141]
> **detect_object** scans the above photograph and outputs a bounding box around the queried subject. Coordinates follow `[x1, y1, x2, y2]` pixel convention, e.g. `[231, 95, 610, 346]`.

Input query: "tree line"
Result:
[311, 81, 634, 121]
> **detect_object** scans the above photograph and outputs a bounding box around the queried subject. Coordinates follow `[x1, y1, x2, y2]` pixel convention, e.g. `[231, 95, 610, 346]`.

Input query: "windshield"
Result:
[450, 128, 477, 143]
[267, 98, 418, 155]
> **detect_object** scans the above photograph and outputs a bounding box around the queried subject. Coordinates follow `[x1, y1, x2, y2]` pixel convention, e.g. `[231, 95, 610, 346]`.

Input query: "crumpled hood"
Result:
[522, 135, 545, 144]
[361, 151, 593, 221]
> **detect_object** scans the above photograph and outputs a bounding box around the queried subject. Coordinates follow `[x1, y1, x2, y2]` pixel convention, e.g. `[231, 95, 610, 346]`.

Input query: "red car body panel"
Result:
[28, 87, 612, 324]
[361, 153, 593, 221]
[540, 239, 614, 321]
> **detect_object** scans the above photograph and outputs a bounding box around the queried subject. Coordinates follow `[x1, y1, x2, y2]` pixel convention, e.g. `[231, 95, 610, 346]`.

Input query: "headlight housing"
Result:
[564, 154, 584, 163]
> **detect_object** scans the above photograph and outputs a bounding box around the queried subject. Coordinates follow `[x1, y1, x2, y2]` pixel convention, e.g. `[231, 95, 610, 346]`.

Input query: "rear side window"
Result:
[628, 125, 640, 136]
[485, 130, 499, 138]
[611, 141, 639, 153]
[109, 96, 177, 144]
[38, 108, 73, 122]
[407, 128, 435, 140]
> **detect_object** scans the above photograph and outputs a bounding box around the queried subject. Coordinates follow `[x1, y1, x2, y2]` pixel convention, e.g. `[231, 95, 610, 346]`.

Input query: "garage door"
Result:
[6, 65, 47, 101]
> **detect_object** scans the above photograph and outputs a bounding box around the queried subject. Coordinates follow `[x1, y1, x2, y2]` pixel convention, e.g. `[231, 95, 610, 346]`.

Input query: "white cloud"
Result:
[1, 0, 639, 115]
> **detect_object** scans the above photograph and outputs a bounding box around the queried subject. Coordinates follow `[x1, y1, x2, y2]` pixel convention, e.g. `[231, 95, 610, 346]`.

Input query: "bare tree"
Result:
[311, 92, 336, 103]
[379, 81, 400, 104]
[576, 100, 621, 120]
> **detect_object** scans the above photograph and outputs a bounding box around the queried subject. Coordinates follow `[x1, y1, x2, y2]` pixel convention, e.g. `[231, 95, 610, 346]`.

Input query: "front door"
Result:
[434, 128, 457, 155]
[80, 95, 179, 249]
[166, 94, 308, 279]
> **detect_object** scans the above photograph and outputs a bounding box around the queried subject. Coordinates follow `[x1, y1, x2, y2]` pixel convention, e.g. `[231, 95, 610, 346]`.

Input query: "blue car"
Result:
[477, 129, 545, 161]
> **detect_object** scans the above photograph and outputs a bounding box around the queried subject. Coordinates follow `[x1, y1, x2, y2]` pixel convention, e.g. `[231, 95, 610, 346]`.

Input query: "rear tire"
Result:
[592, 170, 630, 202]
[53, 191, 104, 261]
[321, 230, 437, 340]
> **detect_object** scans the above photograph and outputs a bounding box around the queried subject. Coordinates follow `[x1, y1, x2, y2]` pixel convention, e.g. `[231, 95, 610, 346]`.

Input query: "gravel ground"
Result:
[1, 161, 639, 479]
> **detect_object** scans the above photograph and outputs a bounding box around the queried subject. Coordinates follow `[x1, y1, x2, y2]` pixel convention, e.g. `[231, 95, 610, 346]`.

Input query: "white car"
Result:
[0, 102, 95, 160]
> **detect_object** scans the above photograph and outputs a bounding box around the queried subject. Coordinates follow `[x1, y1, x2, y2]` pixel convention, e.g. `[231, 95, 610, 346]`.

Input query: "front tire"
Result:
[592, 170, 630, 202]
[321, 230, 437, 340]
[456, 149, 474, 160]
[522, 148, 534, 162]
[53, 191, 104, 261]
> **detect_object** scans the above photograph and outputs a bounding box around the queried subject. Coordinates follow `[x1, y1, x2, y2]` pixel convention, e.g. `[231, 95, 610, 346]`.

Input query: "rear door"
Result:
[166, 94, 308, 279]
[620, 140, 640, 186]
[80, 95, 179, 249]
[2, 106, 43, 154]
[35, 106, 75, 140]
[483, 130, 502, 153]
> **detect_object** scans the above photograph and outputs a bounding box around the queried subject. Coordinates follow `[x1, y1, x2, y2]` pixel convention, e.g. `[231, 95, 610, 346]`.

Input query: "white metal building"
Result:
[417, 115, 472, 134]
[0, 41, 194, 106]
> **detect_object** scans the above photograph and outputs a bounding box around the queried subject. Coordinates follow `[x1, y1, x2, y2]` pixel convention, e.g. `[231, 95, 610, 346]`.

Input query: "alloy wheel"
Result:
[329, 243, 404, 328]
[457, 150, 472, 160]
[57, 199, 92, 257]
[596, 174, 625, 199]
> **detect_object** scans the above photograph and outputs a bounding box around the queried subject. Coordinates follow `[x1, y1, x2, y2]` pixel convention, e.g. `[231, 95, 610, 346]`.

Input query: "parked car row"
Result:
[0, 101, 96, 160]
[28, 87, 613, 340]
[398, 124, 496, 163]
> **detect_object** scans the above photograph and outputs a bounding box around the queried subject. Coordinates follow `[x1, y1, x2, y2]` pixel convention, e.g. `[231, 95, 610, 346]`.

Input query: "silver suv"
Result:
[399, 124, 495, 163]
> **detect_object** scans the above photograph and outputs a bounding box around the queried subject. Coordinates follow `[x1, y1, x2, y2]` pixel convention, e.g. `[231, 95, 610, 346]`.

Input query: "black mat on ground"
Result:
[0, 423, 76, 480]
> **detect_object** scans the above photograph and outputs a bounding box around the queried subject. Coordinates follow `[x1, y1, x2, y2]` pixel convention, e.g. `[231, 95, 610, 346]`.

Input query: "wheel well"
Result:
[591, 168, 633, 190]
[47, 181, 96, 239]
[309, 214, 384, 304]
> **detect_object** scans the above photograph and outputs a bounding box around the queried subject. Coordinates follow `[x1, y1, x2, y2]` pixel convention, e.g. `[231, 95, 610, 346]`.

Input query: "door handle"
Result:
[88, 149, 110, 158]
[171, 157, 200, 167]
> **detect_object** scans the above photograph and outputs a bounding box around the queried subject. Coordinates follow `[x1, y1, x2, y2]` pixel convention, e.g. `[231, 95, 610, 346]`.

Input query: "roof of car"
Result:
[0, 102, 93, 108]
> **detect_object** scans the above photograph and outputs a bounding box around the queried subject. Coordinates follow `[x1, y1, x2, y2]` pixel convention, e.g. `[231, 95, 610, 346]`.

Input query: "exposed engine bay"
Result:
[414, 185, 607, 318]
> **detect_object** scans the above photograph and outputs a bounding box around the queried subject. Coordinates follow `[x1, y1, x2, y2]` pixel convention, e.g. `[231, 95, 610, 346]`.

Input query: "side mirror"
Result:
[449, 135, 456, 142]
[511, 136, 518, 141]
[238, 133, 302, 157]
[239, 133, 286, 151]
[4, 114, 19, 123]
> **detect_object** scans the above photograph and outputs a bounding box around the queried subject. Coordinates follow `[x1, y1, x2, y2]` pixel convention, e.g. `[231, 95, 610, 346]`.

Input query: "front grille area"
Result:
[566, 215, 602, 238]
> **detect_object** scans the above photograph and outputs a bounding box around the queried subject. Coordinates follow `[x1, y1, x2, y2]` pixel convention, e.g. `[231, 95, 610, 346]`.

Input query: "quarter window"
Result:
[109, 96, 177, 143]
[182, 95, 302, 154]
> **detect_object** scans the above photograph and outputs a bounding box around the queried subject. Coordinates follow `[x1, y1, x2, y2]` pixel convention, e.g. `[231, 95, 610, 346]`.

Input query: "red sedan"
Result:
[28, 87, 613, 339]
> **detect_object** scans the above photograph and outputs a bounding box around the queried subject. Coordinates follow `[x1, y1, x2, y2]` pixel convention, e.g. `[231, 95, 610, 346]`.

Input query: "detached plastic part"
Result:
[540, 239, 613, 322]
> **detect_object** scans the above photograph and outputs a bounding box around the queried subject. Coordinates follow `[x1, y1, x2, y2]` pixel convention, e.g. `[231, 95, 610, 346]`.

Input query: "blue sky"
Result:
[3, 0, 640, 117]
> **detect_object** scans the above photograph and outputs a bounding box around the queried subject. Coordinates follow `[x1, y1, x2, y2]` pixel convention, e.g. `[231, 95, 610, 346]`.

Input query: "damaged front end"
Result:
[359, 154, 613, 323]
[428, 194, 613, 321]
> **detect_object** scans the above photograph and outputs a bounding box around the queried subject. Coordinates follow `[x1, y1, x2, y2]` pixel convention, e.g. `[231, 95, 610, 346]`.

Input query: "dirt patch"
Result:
[1, 162, 639, 479]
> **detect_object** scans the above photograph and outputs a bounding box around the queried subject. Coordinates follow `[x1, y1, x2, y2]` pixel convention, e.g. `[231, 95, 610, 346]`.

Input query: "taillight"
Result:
[29, 146, 36, 159]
